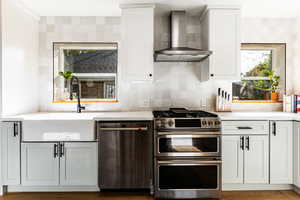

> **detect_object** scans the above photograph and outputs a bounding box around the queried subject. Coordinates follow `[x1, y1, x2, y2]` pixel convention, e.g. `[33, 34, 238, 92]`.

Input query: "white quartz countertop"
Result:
[2, 111, 300, 122]
[1, 111, 154, 121]
[217, 112, 300, 121]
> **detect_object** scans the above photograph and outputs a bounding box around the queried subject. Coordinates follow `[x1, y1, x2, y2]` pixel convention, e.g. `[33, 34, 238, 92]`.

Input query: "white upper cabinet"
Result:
[294, 121, 300, 188]
[1, 122, 21, 185]
[270, 121, 293, 184]
[60, 142, 98, 186]
[200, 7, 241, 81]
[121, 5, 154, 81]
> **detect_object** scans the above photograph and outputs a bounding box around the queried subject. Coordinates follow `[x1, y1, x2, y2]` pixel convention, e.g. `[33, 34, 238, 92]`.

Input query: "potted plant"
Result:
[58, 71, 73, 100]
[269, 72, 280, 102]
[59, 71, 73, 88]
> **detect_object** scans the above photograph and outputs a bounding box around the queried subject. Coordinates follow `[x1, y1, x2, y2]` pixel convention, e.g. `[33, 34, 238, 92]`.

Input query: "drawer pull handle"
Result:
[237, 127, 253, 130]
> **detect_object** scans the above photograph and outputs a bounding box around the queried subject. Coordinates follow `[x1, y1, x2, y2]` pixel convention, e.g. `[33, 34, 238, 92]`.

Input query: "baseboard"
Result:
[222, 184, 293, 191]
[294, 186, 300, 194]
[7, 185, 99, 192]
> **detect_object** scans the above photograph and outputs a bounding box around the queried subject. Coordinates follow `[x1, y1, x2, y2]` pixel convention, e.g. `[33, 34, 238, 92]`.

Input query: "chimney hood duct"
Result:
[154, 11, 212, 62]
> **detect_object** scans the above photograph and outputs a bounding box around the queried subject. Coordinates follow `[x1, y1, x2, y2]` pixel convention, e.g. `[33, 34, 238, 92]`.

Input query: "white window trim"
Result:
[54, 43, 118, 102]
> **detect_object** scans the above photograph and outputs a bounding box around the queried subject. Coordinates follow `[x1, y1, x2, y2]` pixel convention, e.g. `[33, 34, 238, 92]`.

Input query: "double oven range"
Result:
[153, 108, 222, 199]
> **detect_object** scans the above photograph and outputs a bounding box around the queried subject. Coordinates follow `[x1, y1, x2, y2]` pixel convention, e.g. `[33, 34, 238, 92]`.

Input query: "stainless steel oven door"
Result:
[156, 134, 221, 157]
[155, 159, 222, 199]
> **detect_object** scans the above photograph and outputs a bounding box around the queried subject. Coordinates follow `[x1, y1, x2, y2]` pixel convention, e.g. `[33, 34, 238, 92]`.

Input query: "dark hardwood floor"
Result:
[0, 191, 300, 200]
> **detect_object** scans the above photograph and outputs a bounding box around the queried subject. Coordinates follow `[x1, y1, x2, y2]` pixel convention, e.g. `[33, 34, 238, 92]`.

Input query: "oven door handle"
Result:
[157, 134, 221, 138]
[157, 131, 221, 135]
[99, 127, 148, 131]
[158, 160, 222, 165]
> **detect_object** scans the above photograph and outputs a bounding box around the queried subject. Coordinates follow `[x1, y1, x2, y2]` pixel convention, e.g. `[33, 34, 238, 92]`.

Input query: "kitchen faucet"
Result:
[70, 76, 85, 113]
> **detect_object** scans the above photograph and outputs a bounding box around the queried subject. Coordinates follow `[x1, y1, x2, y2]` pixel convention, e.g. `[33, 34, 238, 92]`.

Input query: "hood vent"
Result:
[154, 11, 212, 62]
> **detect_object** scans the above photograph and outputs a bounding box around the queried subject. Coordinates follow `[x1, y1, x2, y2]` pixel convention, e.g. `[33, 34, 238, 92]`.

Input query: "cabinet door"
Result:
[244, 135, 269, 184]
[270, 121, 293, 184]
[21, 143, 59, 186]
[1, 122, 20, 185]
[60, 142, 98, 186]
[121, 7, 154, 81]
[222, 136, 244, 184]
[208, 9, 241, 80]
[294, 122, 300, 187]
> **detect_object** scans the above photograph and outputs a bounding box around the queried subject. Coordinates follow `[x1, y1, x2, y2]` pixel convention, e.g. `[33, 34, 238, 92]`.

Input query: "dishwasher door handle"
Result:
[99, 127, 148, 131]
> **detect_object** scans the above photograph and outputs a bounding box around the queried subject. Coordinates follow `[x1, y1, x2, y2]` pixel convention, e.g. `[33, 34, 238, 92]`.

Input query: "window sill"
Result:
[232, 100, 282, 103]
[53, 100, 118, 103]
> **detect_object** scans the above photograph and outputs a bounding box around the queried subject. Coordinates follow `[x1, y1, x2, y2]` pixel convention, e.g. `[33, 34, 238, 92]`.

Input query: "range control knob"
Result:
[202, 120, 207, 127]
[214, 120, 221, 127]
[168, 119, 174, 127]
[155, 120, 162, 128]
[207, 120, 213, 127]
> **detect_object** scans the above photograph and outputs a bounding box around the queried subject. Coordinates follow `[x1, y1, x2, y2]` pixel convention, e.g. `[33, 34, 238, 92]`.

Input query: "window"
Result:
[232, 43, 286, 102]
[53, 43, 118, 102]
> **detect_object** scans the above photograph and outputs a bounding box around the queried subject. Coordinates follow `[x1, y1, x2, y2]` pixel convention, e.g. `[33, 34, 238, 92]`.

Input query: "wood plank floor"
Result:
[0, 191, 300, 200]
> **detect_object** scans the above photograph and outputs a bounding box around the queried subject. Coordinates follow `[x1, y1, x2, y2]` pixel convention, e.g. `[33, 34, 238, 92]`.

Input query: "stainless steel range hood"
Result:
[154, 11, 212, 62]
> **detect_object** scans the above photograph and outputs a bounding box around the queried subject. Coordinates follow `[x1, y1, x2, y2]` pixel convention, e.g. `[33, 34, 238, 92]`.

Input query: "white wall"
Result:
[37, 15, 300, 112]
[241, 18, 296, 94]
[38, 16, 221, 112]
[1, 0, 39, 116]
[230, 17, 300, 112]
[0, 0, 3, 116]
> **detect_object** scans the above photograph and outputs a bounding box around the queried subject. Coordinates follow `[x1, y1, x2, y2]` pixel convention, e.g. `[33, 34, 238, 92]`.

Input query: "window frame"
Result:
[233, 43, 286, 103]
[52, 42, 118, 103]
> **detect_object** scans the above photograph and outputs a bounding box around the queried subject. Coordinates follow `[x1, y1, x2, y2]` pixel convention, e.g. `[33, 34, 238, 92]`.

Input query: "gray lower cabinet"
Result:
[294, 121, 300, 188]
[21, 143, 59, 186]
[1, 122, 21, 185]
[270, 121, 293, 184]
[21, 142, 97, 186]
[60, 143, 97, 186]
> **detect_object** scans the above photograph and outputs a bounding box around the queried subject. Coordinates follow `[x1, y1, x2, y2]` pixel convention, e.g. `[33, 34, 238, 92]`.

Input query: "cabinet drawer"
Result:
[222, 121, 269, 135]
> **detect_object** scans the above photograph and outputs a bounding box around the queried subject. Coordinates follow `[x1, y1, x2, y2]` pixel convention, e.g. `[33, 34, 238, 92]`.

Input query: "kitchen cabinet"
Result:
[21, 142, 97, 186]
[222, 136, 243, 184]
[200, 6, 241, 81]
[270, 121, 293, 184]
[21, 143, 59, 186]
[121, 5, 154, 81]
[244, 135, 269, 184]
[222, 121, 269, 185]
[1, 122, 21, 185]
[222, 135, 269, 184]
[60, 142, 97, 186]
[294, 121, 300, 188]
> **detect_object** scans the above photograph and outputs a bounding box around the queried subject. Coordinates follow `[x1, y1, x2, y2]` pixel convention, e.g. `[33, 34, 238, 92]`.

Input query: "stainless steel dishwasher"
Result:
[97, 121, 153, 191]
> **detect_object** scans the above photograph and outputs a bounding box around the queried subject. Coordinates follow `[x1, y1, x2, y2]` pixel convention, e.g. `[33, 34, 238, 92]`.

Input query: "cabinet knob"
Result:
[210, 74, 214, 77]
[149, 73, 153, 77]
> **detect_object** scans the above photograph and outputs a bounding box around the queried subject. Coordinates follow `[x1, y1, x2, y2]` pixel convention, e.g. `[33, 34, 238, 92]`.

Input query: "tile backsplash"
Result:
[38, 16, 288, 112]
[39, 16, 225, 112]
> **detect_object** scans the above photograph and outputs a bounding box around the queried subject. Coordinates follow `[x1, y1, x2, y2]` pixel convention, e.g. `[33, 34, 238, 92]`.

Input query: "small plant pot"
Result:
[271, 92, 279, 102]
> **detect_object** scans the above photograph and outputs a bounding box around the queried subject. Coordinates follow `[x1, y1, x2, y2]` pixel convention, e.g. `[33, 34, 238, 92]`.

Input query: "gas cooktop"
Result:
[153, 108, 218, 118]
